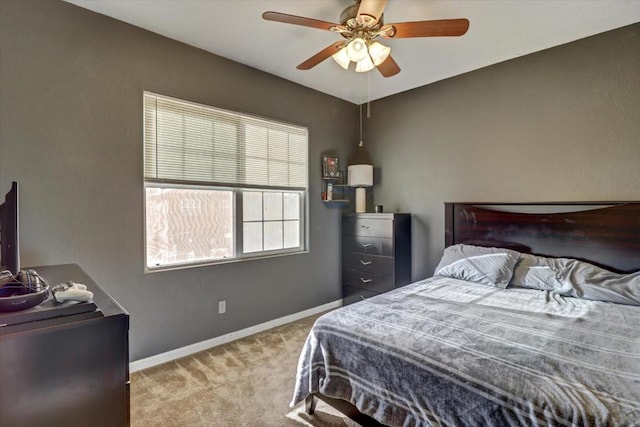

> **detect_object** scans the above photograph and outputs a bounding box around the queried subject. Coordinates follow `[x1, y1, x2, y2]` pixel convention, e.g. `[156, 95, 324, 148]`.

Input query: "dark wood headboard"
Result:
[445, 202, 640, 273]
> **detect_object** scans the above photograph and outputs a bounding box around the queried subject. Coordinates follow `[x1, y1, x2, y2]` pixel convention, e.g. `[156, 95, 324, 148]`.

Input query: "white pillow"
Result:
[434, 244, 520, 288]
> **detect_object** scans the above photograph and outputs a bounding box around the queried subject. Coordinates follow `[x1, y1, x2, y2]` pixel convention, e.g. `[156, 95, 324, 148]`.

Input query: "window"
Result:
[143, 93, 308, 271]
[243, 191, 301, 253]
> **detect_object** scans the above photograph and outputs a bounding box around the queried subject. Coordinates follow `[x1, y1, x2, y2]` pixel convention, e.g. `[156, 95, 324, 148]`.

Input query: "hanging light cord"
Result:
[358, 71, 372, 147]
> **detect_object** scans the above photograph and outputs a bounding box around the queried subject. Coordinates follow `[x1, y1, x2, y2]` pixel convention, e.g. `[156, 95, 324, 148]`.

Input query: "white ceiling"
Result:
[65, 0, 640, 104]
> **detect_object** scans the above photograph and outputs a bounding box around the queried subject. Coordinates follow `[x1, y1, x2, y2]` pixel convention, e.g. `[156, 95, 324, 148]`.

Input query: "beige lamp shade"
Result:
[368, 41, 391, 66]
[355, 55, 375, 73]
[346, 38, 368, 62]
[331, 40, 391, 74]
[332, 47, 350, 70]
[348, 164, 373, 187]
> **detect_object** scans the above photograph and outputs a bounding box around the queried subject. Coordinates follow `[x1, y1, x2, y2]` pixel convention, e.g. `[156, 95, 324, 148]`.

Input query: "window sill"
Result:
[144, 249, 310, 274]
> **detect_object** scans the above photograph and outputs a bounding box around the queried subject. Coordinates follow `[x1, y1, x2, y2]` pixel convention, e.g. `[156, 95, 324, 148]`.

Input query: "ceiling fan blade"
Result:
[376, 55, 400, 77]
[262, 11, 338, 31]
[357, 0, 388, 26]
[297, 42, 345, 70]
[383, 19, 470, 38]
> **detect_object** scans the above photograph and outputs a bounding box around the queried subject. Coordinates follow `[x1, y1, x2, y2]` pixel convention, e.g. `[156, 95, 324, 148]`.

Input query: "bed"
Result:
[291, 202, 640, 426]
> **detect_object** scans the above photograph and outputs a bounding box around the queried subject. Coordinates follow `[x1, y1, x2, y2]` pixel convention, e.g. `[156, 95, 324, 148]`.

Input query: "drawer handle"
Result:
[360, 260, 372, 266]
[360, 225, 370, 229]
[361, 243, 372, 248]
[360, 278, 372, 284]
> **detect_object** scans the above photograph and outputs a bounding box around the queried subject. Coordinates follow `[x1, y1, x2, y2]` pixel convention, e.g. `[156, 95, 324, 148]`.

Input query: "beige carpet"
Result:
[130, 313, 360, 426]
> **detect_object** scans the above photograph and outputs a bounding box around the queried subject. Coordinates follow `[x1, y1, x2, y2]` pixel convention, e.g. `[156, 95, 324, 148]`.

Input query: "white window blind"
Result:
[144, 92, 308, 189]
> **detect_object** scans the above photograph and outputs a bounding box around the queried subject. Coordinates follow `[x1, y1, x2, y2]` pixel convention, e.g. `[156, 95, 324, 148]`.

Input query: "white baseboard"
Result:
[129, 299, 343, 373]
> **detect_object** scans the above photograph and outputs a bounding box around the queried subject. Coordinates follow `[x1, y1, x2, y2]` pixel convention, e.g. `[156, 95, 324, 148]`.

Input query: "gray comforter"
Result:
[291, 277, 640, 426]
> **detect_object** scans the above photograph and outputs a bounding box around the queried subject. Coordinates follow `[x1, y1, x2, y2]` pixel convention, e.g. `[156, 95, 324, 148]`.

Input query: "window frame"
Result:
[143, 93, 309, 273]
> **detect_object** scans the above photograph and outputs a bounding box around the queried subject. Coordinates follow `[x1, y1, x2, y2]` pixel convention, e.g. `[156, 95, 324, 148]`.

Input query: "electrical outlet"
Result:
[218, 300, 226, 314]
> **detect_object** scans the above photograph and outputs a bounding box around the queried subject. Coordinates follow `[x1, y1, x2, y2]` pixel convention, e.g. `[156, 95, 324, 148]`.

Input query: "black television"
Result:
[0, 182, 20, 274]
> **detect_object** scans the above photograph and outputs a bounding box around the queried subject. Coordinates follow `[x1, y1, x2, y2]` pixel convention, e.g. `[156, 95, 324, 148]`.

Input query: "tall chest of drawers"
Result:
[342, 213, 412, 305]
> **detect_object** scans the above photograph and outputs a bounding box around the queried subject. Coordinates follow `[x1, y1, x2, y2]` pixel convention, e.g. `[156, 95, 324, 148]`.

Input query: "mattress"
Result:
[291, 276, 640, 426]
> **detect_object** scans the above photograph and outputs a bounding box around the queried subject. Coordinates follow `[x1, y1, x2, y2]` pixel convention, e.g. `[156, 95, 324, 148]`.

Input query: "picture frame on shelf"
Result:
[322, 155, 340, 179]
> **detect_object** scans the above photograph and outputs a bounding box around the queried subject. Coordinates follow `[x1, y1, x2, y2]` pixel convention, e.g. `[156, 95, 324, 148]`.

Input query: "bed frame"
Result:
[305, 201, 640, 425]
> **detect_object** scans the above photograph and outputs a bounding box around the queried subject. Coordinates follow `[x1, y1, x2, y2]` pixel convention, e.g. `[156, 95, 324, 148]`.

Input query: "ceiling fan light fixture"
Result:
[332, 47, 350, 70]
[346, 37, 368, 62]
[263, 2, 469, 78]
[355, 54, 375, 72]
[368, 41, 391, 66]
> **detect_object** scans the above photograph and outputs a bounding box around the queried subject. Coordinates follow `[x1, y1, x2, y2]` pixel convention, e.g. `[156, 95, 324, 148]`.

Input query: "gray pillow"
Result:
[434, 244, 520, 288]
[510, 253, 640, 306]
[561, 261, 640, 306]
[509, 253, 569, 291]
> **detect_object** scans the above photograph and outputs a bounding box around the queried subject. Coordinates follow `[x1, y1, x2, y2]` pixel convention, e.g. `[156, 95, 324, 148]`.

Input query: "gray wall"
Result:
[0, 0, 356, 360]
[366, 23, 640, 280]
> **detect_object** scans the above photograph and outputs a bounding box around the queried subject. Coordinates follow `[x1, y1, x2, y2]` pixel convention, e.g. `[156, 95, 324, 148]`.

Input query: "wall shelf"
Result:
[322, 199, 349, 204]
[322, 177, 349, 204]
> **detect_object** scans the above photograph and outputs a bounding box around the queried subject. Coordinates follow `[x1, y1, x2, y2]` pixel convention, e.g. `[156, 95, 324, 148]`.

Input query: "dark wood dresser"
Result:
[342, 213, 412, 305]
[0, 264, 129, 427]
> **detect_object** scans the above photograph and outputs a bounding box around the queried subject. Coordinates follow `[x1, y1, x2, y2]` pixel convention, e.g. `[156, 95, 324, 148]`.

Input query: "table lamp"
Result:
[348, 141, 373, 213]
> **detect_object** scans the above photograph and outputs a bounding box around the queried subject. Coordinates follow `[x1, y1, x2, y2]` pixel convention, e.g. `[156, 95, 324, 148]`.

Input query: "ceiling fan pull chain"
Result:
[359, 103, 363, 144]
[367, 71, 371, 119]
[360, 71, 366, 106]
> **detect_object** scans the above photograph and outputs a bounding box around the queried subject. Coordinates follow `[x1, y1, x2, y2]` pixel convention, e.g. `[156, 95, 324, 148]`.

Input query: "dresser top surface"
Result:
[342, 213, 410, 219]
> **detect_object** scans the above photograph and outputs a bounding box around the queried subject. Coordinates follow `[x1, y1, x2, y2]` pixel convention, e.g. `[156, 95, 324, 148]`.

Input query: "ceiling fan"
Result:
[262, 0, 469, 77]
